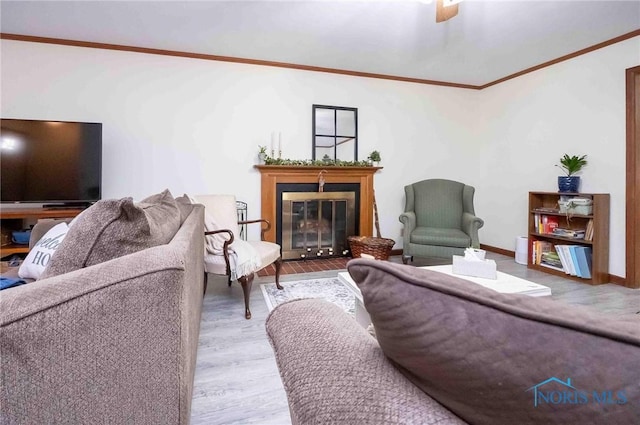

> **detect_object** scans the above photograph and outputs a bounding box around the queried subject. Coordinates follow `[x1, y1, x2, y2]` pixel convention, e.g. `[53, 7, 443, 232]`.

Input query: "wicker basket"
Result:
[348, 189, 395, 260]
[348, 235, 395, 260]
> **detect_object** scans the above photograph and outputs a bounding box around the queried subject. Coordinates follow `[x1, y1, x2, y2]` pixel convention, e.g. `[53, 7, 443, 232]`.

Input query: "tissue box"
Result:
[467, 248, 486, 260]
[452, 255, 497, 280]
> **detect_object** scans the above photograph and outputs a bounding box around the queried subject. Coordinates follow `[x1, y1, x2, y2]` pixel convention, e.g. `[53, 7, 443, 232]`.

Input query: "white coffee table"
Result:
[338, 265, 551, 328]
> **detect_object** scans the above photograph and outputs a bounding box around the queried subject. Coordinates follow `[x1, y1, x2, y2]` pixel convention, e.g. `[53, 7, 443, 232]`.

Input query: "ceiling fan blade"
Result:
[436, 0, 459, 23]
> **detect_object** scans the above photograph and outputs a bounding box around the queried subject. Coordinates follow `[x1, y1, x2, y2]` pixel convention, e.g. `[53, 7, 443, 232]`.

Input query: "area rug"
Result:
[260, 277, 355, 316]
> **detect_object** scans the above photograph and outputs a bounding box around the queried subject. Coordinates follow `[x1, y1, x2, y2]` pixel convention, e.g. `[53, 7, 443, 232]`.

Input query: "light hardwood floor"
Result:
[190, 252, 640, 424]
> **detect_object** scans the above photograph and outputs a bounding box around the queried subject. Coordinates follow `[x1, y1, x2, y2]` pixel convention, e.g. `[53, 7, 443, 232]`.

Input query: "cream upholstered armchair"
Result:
[399, 179, 484, 264]
[193, 194, 282, 319]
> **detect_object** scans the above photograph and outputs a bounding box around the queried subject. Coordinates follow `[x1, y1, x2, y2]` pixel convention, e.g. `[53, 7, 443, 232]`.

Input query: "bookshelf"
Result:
[528, 192, 609, 284]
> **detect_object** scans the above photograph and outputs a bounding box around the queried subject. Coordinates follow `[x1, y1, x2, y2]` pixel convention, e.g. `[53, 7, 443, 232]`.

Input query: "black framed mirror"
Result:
[312, 105, 358, 162]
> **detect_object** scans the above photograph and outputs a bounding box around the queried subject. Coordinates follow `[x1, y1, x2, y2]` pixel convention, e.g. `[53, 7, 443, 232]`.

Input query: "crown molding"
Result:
[2, 29, 639, 90]
[479, 29, 640, 89]
[0, 33, 480, 90]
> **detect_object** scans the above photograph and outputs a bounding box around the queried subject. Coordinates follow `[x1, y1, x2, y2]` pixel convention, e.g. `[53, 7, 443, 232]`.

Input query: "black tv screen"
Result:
[0, 119, 102, 205]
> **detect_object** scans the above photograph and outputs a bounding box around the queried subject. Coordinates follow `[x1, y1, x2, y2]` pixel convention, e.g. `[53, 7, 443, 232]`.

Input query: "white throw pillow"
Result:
[18, 222, 69, 280]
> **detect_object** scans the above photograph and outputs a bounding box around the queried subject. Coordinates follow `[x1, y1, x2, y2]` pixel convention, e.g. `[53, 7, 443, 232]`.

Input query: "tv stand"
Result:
[0, 207, 85, 257]
[43, 202, 93, 210]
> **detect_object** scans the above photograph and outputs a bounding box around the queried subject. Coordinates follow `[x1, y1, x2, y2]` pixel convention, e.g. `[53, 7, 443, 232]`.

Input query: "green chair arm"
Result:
[462, 212, 484, 248]
[399, 212, 416, 244]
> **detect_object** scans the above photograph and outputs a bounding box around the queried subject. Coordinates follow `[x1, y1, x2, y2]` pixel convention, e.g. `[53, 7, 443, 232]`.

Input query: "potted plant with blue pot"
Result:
[556, 154, 587, 193]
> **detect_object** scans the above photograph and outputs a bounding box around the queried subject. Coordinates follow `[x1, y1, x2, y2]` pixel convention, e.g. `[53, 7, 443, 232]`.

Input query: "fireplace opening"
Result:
[277, 183, 360, 261]
[281, 192, 356, 260]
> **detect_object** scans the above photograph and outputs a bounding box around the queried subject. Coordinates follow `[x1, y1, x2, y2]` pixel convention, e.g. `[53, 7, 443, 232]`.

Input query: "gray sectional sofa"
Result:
[0, 192, 204, 424]
[266, 259, 640, 425]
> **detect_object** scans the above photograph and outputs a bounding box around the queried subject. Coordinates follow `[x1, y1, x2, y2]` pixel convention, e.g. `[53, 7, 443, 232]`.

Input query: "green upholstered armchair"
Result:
[399, 179, 484, 263]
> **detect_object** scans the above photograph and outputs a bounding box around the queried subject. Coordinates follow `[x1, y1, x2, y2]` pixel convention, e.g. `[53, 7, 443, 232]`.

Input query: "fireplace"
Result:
[281, 191, 357, 260]
[255, 165, 382, 256]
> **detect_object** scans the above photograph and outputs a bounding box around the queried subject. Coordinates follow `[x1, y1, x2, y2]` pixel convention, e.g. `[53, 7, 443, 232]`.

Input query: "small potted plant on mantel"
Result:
[367, 150, 381, 166]
[258, 145, 268, 164]
[556, 154, 588, 193]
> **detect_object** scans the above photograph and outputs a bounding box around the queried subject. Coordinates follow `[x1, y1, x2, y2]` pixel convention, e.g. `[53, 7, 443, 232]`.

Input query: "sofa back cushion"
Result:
[175, 194, 194, 225]
[347, 259, 640, 425]
[41, 189, 180, 278]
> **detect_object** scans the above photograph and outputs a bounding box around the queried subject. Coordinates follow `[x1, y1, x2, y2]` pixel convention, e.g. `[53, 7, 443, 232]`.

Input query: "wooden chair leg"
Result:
[238, 274, 254, 320]
[203, 271, 208, 297]
[274, 257, 283, 290]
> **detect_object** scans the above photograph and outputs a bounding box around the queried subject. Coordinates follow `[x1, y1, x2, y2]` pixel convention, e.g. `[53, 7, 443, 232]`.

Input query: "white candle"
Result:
[271, 132, 275, 153]
[278, 132, 282, 153]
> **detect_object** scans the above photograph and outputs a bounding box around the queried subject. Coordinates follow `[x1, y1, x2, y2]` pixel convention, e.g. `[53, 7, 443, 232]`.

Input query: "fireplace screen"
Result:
[281, 191, 356, 260]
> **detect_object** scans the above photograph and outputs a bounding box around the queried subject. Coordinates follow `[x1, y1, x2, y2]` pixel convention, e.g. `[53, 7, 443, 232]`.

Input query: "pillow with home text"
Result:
[18, 222, 69, 280]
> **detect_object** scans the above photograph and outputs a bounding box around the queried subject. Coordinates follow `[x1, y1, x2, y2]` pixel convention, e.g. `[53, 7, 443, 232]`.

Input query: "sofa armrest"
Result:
[1, 244, 188, 424]
[266, 299, 465, 425]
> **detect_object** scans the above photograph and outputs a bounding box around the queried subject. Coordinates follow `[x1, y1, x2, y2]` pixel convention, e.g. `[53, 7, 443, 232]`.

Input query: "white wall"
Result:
[1, 37, 638, 277]
[0, 40, 476, 244]
[474, 37, 640, 277]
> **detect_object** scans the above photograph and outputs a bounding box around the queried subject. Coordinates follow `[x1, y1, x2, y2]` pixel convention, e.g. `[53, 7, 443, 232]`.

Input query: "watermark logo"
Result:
[526, 377, 627, 407]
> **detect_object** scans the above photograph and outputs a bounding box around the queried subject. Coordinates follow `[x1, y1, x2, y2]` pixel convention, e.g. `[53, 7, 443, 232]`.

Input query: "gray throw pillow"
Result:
[347, 259, 640, 425]
[41, 189, 180, 278]
[175, 194, 194, 225]
[137, 189, 181, 244]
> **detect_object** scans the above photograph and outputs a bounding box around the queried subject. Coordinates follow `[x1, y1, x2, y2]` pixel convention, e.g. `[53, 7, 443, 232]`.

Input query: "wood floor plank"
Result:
[190, 253, 640, 424]
[191, 274, 292, 425]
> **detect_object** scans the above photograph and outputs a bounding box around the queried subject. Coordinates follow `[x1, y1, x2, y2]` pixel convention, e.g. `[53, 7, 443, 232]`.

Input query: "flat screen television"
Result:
[0, 119, 102, 206]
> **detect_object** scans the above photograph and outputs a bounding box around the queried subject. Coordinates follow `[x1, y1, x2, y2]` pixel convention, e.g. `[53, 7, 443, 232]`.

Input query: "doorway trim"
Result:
[626, 65, 640, 288]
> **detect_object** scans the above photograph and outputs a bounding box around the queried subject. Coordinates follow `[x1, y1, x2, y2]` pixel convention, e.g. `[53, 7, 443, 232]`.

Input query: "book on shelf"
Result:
[568, 245, 582, 277]
[552, 228, 586, 239]
[535, 243, 592, 279]
[539, 251, 564, 272]
[533, 241, 570, 273]
[554, 245, 573, 275]
[566, 245, 592, 279]
[533, 207, 560, 214]
[574, 246, 593, 279]
[534, 214, 560, 234]
[585, 219, 594, 241]
[560, 245, 577, 276]
[543, 215, 559, 234]
[531, 240, 554, 266]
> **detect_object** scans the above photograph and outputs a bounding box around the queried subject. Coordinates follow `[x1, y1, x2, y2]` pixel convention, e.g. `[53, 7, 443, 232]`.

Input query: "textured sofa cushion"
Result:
[347, 259, 640, 425]
[137, 190, 181, 240]
[41, 189, 180, 278]
[266, 298, 467, 425]
[175, 194, 194, 225]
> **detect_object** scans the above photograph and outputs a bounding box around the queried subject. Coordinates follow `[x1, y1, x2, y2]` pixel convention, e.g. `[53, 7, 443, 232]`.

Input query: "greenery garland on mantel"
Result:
[262, 157, 375, 167]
